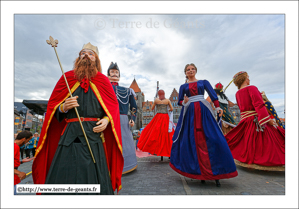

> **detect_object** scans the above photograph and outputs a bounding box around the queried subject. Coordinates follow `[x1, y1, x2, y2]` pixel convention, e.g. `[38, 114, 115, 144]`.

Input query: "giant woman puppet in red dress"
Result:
[225, 71, 285, 170]
[32, 43, 124, 194]
[137, 90, 174, 159]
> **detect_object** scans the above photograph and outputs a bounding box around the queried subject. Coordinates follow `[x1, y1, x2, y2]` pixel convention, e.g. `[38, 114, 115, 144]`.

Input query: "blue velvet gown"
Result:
[169, 80, 238, 180]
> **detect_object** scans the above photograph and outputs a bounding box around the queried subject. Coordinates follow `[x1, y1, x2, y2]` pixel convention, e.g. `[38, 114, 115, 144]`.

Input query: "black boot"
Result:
[161, 156, 163, 161]
[201, 180, 206, 184]
[215, 180, 221, 187]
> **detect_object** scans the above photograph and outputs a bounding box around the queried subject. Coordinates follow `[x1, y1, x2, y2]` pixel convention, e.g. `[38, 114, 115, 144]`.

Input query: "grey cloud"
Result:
[14, 14, 285, 117]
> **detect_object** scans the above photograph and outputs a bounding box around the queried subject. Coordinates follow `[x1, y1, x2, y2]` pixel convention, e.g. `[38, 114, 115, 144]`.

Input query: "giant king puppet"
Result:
[32, 43, 124, 194]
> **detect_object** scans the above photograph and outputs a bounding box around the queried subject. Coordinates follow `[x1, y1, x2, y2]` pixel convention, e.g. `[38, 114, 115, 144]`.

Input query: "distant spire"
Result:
[155, 81, 159, 98]
[130, 78, 141, 93]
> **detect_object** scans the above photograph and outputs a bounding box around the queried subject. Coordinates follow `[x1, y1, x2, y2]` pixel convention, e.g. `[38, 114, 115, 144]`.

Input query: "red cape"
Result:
[32, 70, 124, 192]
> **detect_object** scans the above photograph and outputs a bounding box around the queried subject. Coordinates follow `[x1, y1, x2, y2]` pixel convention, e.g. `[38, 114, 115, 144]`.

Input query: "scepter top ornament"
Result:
[46, 36, 59, 47]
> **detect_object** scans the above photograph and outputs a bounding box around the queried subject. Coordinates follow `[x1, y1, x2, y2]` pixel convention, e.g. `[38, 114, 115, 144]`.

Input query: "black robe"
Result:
[44, 86, 114, 195]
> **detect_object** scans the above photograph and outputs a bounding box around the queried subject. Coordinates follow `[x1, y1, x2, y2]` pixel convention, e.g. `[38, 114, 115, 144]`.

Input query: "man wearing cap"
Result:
[32, 43, 124, 194]
[108, 62, 138, 174]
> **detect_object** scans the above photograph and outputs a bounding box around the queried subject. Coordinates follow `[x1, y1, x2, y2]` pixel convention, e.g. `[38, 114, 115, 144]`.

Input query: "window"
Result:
[146, 106, 149, 110]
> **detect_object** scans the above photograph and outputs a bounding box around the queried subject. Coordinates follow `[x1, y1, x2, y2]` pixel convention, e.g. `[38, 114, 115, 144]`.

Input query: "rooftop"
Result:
[130, 78, 141, 93]
[142, 101, 153, 107]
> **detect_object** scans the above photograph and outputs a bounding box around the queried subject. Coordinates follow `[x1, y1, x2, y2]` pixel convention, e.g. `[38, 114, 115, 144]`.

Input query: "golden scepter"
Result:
[220, 79, 234, 93]
[46, 36, 96, 163]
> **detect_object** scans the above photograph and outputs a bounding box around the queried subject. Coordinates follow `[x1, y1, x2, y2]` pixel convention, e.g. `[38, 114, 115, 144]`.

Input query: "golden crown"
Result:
[82, 42, 99, 55]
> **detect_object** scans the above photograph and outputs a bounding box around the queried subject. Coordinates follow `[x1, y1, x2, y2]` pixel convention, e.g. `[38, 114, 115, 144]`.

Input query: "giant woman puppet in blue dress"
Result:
[169, 63, 238, 186]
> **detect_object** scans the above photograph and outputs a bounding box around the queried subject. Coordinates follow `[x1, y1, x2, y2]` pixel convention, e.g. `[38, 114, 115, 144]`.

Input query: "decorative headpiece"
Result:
[215, 82, 223, 90]
[82, 42, 99, 55]
[233, 71, 247, 80]
[107, 62, 120, 76]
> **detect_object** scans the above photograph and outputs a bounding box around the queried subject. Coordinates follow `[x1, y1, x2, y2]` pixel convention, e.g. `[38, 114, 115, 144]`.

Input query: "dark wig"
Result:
[214, 89, 229, 101]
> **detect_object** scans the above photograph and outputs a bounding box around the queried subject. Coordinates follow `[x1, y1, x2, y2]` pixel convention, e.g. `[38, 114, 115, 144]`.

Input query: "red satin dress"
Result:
[137, 104, 174, 157]
[225, 85, 285, 167]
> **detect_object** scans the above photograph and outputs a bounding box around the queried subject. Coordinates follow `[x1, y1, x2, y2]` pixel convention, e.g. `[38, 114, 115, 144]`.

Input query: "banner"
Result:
[14, 117, 20, 125]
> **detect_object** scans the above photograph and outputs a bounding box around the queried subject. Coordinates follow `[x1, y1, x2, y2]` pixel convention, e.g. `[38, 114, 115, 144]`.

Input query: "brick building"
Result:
[142, 100, 154, 128]
[169, 88, 182, 124]
[129, 78, 145, 131]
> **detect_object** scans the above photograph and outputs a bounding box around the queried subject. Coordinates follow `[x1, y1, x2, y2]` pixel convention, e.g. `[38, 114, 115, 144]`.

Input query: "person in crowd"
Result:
[32, 42, 123, 194]
[136, 131, 141, 151]
[24, 137, 33, 158]
[31, 132, 39, 156]
[170, 63, 238, 187]
[225, 71, 285, 171]
[25, 133, 35, 158]
[15, 133, 25, 159]
[14, 131, 34, 194]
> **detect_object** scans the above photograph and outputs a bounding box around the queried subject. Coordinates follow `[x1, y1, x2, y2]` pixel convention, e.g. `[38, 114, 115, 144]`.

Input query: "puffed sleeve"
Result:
[248, 86, 270, 126]
[203, 80, 220, 108]
[178, 84, 184, 106]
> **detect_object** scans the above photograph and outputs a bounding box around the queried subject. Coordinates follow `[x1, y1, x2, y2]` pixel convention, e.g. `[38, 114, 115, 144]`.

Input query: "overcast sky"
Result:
[14, 14, 285, 117]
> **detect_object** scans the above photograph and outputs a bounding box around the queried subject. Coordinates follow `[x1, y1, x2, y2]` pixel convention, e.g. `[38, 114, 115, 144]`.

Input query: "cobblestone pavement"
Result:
[17, 155, 285, 195]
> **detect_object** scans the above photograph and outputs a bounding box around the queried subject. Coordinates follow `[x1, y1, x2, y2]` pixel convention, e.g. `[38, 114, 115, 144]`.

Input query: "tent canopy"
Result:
[22, 100, 48, 115]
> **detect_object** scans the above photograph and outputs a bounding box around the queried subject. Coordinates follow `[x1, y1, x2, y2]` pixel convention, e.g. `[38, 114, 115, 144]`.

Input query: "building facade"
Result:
[169, 88, 182, 124]
[14, 109, 23, 133]
[142, 101, 154, 128]
[129, 78, 145, 131]
[14, 102, 44, 133]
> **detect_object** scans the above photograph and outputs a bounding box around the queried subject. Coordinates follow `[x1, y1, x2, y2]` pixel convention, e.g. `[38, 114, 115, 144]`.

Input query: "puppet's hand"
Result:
[93, 118, 109, 133]
[63, 96, 79, 112]
[216, 107, 223, 117]
[129, 120, 135, 127]
[268, 119, 275, 126]
[183, 95, 189, 104]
